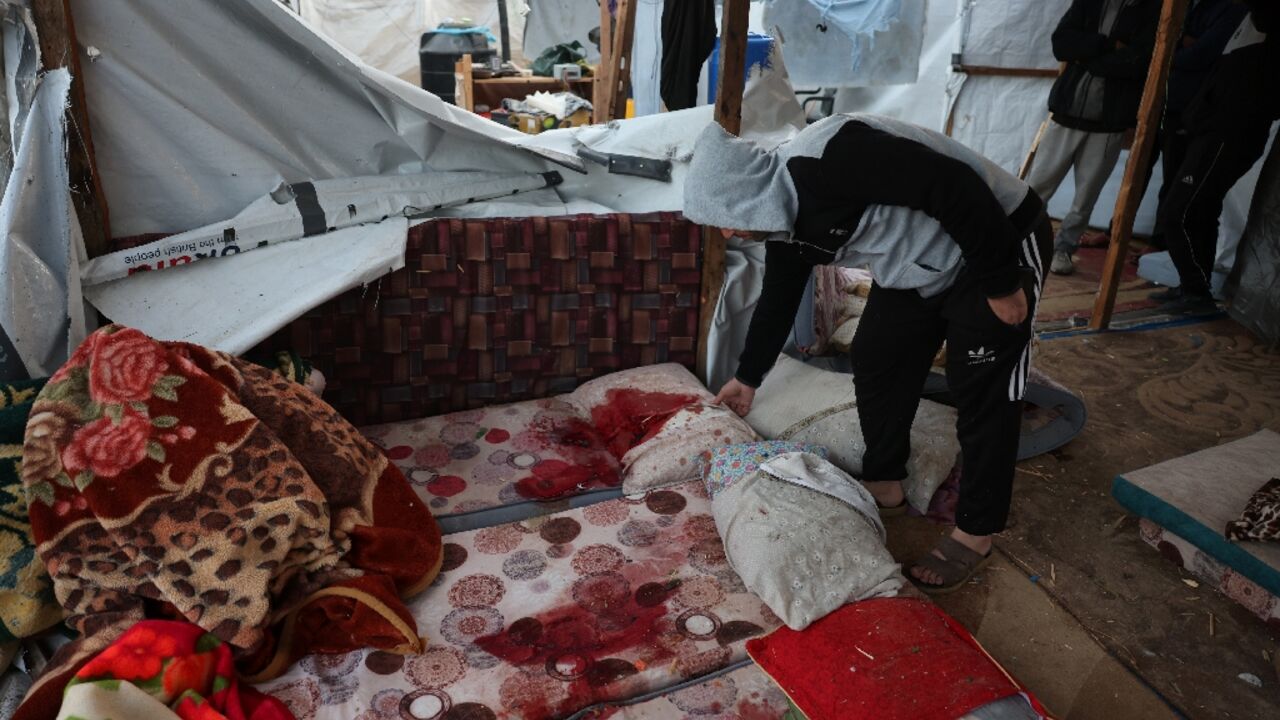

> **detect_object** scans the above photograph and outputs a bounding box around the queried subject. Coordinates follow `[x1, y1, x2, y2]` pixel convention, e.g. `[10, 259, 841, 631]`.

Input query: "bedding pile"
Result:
[15, 326, 443, 720]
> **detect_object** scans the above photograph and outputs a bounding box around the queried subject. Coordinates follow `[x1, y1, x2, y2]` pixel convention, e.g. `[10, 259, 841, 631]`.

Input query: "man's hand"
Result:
[715, 379, 756, 418]
[988, 288, 1029, 326]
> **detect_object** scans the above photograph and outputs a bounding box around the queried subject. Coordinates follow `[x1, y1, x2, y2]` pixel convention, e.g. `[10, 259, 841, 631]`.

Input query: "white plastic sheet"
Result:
[80, 171, 558, 285]
[0, 69, 89, 377]
[84, 218, 409, 354]
[523, 0, 600, 63]
[763, 0, 924, 88]
[298, 0, 427, 84]
[71, 0, 570, 238]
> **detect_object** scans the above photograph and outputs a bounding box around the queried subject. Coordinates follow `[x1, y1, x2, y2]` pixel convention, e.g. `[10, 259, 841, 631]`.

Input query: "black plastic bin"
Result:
[420, 31, 496, 104]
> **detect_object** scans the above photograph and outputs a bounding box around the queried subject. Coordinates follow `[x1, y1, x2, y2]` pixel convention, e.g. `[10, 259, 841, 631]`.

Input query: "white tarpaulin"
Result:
[71, 0, 574, 239]
[79, 170, 560, 285]
[0, 68, 89, 378]
[763, 0, 925, 88]
[523, 0, 600, 64]
[85, 218, 409, 353]
[298, 0, 428, 84]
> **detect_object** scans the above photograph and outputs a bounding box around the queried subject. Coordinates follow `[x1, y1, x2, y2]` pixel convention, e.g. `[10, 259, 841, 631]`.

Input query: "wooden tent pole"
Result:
[1090, 0, 1189, 330]
[603, 0, 638, 121]
[592, 0, 613, 121]
[695, 0, 750, 384]
[31, 0, 111, 258]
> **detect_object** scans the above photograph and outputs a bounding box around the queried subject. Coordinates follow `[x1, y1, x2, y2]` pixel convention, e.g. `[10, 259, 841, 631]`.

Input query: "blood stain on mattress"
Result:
[475, 597, 679, 718]
[514, 416, 621, 500]
[590, 389, 702, 460]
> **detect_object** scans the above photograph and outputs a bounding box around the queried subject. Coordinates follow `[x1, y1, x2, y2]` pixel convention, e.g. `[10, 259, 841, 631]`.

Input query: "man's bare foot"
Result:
[863, 480, 905, 509]
[910, 529, 992, 586]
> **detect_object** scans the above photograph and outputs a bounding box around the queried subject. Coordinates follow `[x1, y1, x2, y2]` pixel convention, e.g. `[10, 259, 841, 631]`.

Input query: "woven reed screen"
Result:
[247, 213, 704, 426]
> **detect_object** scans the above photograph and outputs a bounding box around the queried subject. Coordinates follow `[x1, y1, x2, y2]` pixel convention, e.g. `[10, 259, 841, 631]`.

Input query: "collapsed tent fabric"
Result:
[79, 171, 561, 285]
[0, 68, 89, 379]
[69, 0, 575, 239]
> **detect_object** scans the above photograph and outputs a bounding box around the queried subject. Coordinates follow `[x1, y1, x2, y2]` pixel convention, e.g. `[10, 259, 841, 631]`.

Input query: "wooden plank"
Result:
[955, 65, 1060, 78]
[599, 0, 637, 121]
[31, 0, 111, 257]
[696, 0, 750, 383]
[711, 0, 751, 136]
[1090, 0, 1189, 330]
[1019, 115, 1052, 180]
[593, 0, 612, 121]
[454, 54, 475, 112]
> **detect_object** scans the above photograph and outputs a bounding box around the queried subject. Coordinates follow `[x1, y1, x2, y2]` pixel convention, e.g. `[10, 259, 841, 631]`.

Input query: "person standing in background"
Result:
[1026, 0, 1162, 276]
[1146, 0, 1250, 251]
[1151, 1, 1278, 311]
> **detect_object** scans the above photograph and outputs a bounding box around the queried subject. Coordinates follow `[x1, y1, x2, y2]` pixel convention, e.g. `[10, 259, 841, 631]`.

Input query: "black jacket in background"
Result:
[1183, 35, 1280, 142]
[1047, 0, 1163, 132]
[1166, 0, 1249, 118]
[660, 0, 716, 111]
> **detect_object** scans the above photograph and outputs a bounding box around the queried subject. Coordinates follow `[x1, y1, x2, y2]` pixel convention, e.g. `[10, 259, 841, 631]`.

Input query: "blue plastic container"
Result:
[706, 32, 774, 104]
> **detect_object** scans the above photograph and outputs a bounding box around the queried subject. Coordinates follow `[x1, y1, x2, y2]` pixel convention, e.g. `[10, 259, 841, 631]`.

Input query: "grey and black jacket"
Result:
[683, 113, 1044, 388]
[1047, 0, 1162, 133]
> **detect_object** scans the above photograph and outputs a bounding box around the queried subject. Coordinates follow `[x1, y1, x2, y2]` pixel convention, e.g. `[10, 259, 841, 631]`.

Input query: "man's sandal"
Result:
[909, 536, 993, 595]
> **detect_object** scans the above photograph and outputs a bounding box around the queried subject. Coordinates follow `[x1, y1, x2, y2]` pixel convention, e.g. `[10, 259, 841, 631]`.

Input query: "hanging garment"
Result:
[660, 0, 716, 111]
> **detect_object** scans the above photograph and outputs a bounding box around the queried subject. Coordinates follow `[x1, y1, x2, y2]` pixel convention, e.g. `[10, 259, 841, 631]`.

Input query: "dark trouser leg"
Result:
[1161, 133, 1267, 295]
[1149, 124, 1190, 249]
[851, 284, 946, 482]
[941, 227, 1049, 535]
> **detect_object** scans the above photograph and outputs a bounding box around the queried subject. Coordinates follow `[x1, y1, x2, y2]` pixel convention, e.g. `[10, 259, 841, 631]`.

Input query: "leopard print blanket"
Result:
[17, 326, 442, 720]
[1226, 477, 1280, 543]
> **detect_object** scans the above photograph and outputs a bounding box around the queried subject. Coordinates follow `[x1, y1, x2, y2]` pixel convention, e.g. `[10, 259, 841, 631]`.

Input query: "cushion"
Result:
[747, 598, 1048, 720]
[701, 440, 829, 499]
[745, 354, 959, 512]
[1112, 429, 1280, 597]
[564, 363, 758, 493]
[1226, 478, 1280, 542]
[710, 448, 902, 630]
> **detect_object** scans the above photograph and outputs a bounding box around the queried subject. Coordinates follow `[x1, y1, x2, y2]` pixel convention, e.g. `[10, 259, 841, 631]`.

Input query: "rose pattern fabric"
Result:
[16, 326, 442, 720]
[57, 620, 295, 720]
[584, 663, 793, 718]
[256, 481, 782, 720]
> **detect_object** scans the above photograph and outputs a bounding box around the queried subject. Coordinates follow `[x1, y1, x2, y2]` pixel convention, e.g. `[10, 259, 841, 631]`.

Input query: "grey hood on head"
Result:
[682, 123, 798, 234]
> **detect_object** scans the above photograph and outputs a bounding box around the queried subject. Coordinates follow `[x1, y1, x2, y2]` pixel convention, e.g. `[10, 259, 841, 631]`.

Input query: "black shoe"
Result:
[1148, 286, 1185, 302]
[1160, 291, 1217, 314]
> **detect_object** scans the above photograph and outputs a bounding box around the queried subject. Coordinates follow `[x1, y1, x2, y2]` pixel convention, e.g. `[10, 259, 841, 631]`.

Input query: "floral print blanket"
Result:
[17, 326, 444, 720]
[56, 621, 294, 720]
[256, 480, 783, 720]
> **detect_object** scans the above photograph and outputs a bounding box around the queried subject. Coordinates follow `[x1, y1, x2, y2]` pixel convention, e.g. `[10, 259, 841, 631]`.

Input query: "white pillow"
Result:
[745, 354, 959, 512]
[711, 451, 903, 630]
[565, 363, 759, 493]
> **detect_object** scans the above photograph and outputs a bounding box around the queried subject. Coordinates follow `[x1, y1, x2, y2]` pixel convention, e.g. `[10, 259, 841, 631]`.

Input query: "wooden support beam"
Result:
[954, 65, 1060, 78]
[711, 0, 751, 136]
[696, 0, 750, 384]
[597, 0, 637, 123]
[31, 0, 111, 258]
[454, 54, 475, 112]
[1090, 0, 1188, 330]
[592, 0, 613, 122]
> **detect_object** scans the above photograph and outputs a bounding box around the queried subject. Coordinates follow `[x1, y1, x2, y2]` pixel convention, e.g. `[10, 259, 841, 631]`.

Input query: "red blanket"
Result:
[18, 326, 443, 720]
[747, 598, 1050, 720]
[60, 620, 294, 720]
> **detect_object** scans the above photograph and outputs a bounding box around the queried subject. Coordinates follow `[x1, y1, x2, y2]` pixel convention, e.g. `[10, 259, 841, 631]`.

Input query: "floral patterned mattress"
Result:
[256, 480, 783, 720]
[359, 364, 757, 533]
